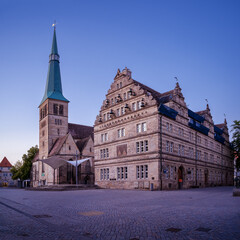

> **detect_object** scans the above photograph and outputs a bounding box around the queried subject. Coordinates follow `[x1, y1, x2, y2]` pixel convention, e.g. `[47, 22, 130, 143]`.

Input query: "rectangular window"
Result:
[132, 102, 136, 111]
[103, 114, 106, 121]
[142, 122, 147, 132]
[140, 141, 144, 152]
[136, 141, 148, 153]
[137, 124, 141, 133]
[105, 133, 108, 141]
[170, 142, 173, 153]
[117, 167, 128, 180]
[101, 134, 104, 142]
[100, 168, 109, 180]
[117, 109, 120, 116]
[121, 128, 125, 137]
[136, 166, 140, 179]
[137, 101, 141, 110]
[100, 148, 109, 158]
[118, 128, 125, 138]
[166, 141, 169, 152]
[166, 123, 169, 131]
[170, 124, 172, 132]
[136, 165, 148, 179]
[204, 152, 208, 161]
[124, 93, 127, 100]
[121, 107, 124, 115]
[136, 142, 140, 153]
[144, 140, 148, 152]
[170, 166, 174, 179]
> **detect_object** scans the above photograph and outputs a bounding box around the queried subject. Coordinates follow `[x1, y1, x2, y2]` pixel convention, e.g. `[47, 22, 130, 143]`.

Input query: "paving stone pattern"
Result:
[0, 187, 239, 240]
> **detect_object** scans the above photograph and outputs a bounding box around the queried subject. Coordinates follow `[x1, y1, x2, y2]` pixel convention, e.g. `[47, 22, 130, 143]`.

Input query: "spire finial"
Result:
[52, 20, 57, 30]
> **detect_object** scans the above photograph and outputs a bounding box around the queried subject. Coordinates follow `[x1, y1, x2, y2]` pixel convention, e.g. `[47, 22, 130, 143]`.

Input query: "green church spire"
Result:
[40, 27, 69, 105]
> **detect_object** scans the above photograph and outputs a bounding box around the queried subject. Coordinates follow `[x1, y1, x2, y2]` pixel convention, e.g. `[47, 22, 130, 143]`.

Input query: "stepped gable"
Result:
[49, 134, 69, 156]
[0, 157, 12, 167]
[133, 79, 175, 105]
[68, 123, 93, 140]
[215, 123, 225, 129]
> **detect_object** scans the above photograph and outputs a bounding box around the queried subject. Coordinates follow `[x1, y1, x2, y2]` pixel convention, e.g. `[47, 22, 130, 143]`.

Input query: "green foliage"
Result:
[11, 146, 38, 180]
[231, 120, 240, 170]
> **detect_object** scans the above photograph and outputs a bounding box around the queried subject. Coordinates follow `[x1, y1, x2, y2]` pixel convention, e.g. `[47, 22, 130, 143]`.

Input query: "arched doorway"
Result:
[178, 166, 184, 189]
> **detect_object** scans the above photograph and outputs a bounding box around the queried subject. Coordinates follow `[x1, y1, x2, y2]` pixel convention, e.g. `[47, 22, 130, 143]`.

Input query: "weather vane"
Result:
[224, 113, 226, 118]
[174, 77, 178, 82]
[205, 99, 208, 103]
[52, 20, 57, 29]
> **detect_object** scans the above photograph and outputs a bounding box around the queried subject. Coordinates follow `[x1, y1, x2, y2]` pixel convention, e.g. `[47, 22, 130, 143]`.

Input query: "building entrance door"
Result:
[178, 166, 184, 189]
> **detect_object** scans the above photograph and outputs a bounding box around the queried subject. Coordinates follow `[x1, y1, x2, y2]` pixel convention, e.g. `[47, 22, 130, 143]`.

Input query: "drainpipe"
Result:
[160, 115, 163, 191]
[195, 132, 198, 186]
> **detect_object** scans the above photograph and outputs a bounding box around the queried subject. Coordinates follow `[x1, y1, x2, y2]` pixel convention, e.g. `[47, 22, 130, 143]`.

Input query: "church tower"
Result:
[39, 27, 69, 160]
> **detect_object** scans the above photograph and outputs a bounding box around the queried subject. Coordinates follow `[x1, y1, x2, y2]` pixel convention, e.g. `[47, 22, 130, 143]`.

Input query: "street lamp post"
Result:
[76, 151, 78, 185]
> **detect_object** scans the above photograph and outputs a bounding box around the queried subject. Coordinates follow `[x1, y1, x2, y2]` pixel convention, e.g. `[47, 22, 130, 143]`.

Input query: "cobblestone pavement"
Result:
[0, 187, 240, 240]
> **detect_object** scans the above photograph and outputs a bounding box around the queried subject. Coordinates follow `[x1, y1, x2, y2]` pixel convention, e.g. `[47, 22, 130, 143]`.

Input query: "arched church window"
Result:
[53, 104, 58, 115]
[59, 105, 64, 115]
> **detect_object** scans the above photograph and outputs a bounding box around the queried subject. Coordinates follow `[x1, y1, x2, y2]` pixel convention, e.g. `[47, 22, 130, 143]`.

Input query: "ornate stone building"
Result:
[94, 68, 233, 190]
[32, 28, 94, 187]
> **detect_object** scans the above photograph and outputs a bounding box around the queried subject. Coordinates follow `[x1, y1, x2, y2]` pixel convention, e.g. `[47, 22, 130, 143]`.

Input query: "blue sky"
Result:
[0, 0, 240, 165]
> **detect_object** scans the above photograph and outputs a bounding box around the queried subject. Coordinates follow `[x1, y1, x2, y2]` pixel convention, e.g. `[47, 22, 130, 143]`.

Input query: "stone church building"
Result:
[32, 28, 94, 187]
[94, 68, 234, 190]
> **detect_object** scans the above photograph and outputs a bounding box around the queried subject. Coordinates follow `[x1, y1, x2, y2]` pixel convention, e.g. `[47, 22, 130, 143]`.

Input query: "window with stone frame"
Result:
[136, 140, 148, 153]
[136, 122, 147, 133]
[117, 167, 128, 180]
[204, 152, 208, 161]
[132, 102, 136, 111]
[136, 165, 148, 179]
[100, 168, 109, 180]
[170, 166, 174, 179]
[100, 148, 109, 159]
[178, 144, 184, 156]
[137, 101, 141, 110]
[170, 142, 173, 153]
[116, 108, 120, 116]
[118, 128, 125, 138]
[166, 141, 169, 152]
[121, 107, 125, 115]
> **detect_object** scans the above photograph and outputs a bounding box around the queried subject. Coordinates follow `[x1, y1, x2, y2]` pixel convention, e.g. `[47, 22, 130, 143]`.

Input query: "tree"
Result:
[11, 145, 38, 180]
[231, 120, 240, 170]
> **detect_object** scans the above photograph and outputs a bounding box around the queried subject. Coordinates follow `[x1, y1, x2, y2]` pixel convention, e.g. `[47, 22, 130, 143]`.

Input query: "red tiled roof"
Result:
[0, 157, 12, 167]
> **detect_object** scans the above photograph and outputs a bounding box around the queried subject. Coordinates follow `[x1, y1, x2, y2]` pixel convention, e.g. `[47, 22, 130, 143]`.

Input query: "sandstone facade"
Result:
[94, 68, 233, 190]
